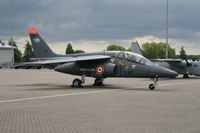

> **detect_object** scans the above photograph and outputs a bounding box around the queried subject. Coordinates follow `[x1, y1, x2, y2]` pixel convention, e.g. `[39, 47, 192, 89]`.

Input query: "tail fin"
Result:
[28, 28, 58, 58]
[131, 41, 143, 55]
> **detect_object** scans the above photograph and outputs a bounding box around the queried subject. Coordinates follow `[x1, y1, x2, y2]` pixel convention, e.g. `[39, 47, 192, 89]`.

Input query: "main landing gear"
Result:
[183, 74, 189, 78]
[149, 76, 158, 90]
[93, 78, 104, 86]
[72, 75, 104, 87]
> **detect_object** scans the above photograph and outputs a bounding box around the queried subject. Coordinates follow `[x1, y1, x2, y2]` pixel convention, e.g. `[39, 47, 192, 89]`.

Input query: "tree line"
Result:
[106, 42, 192, 60]
[8, 39, 35, 63]
[5, 38, 198, 64]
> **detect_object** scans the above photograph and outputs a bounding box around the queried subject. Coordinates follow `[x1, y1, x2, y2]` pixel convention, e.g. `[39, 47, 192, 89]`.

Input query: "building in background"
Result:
[0, 41, 13, 68]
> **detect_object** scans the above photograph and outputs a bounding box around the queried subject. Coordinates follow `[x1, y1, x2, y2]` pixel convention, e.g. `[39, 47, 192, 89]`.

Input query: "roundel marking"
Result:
[96, 65, 104, 75]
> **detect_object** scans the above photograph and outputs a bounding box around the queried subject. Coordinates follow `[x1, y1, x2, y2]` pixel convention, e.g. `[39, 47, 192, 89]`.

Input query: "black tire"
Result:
[183, 74, 189, 78]
[94, 78, 103, 86]
[72, 78, 82, 88]
[149, 84, 155, 90]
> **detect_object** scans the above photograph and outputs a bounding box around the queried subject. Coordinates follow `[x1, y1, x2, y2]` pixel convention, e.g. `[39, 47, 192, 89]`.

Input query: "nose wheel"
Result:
[149, 76, 158, 90]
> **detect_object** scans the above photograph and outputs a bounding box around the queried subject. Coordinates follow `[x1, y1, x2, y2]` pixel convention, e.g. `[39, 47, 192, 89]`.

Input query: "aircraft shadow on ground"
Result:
[13, 83, 123, 90]
[11, 83, 174, 92]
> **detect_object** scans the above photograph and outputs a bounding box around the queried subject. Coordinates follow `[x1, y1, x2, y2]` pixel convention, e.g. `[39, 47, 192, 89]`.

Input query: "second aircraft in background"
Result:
[131, 42, 200, 78]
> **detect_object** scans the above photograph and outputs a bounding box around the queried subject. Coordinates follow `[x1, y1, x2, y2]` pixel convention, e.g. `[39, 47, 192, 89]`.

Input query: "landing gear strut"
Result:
[72, 75, 85, 88]
[149, 76, 158, 90]
[93, 78, 104, 86]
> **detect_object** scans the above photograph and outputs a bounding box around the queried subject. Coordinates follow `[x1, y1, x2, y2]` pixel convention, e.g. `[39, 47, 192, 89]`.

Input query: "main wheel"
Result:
[94, 78, 103, 86]
[183, 74, 189, 78]
[149, 83, 155, 90]
[72, 78, 82, 88]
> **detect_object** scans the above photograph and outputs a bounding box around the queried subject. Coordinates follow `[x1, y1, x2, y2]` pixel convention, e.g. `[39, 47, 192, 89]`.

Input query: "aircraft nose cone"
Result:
[156, 66, 178, 78]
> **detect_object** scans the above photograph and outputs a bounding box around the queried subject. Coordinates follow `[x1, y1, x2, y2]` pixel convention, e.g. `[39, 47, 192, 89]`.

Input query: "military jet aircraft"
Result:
[15, 28, 178, 90]
[131, 42, 200, 78]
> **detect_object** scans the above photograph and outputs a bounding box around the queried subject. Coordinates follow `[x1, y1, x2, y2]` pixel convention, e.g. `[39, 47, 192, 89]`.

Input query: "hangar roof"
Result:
[0, 43, 12, 50]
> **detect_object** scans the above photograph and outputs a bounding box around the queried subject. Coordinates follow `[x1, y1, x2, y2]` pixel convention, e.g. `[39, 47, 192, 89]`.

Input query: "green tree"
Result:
[106, 44, 126, 51]
[142, 42, 176, 59]
[126, 47, 132, 52]
[8, 38, 22, 63]
[74, 50, 85, 53]
[65, 43, 74, 54]
[23, 41, 35, 62]
[179, 46, 187, 60]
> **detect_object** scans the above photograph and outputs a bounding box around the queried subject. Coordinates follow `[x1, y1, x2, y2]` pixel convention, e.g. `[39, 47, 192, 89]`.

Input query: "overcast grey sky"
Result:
[0, 0, 200, 54]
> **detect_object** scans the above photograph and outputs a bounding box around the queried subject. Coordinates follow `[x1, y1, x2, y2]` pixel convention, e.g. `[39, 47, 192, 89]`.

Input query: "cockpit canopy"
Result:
[106, 51, 154, 66]
[124, 52, 154, 66]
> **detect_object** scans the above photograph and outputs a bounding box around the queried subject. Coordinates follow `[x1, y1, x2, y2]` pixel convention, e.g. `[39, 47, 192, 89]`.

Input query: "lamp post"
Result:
[166, 0, 169, 59]
[10, 0, 15, 67]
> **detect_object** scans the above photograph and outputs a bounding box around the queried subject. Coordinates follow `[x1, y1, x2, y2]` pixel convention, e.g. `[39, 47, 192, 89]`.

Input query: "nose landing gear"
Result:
[149, 76, 158, 90]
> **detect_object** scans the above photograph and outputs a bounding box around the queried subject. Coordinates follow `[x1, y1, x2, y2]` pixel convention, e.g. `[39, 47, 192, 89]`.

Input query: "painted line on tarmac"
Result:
[0, 90, 110, 103]
[0, 81, 198, 103]
[160, 81, 200, 87]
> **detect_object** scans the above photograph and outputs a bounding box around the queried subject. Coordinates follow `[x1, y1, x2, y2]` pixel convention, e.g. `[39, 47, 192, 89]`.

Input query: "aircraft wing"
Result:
[15, 55, 111, 69]
[151, 59, 183, 63]
[151, 59, 191, 67]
